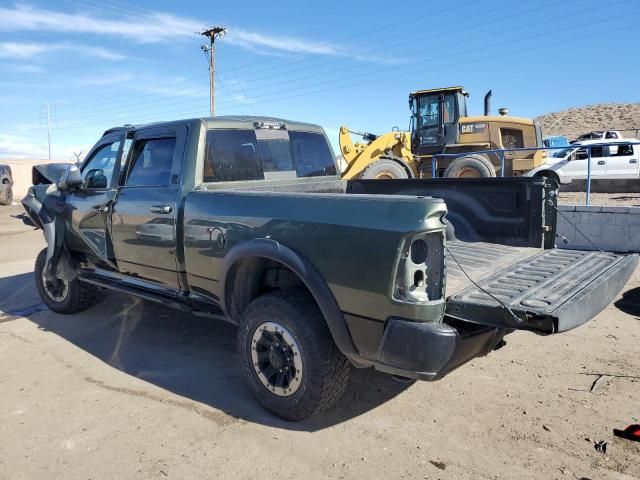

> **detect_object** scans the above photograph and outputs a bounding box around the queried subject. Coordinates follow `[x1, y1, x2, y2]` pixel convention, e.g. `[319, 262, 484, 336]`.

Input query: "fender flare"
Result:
[221, 238, 358, 358]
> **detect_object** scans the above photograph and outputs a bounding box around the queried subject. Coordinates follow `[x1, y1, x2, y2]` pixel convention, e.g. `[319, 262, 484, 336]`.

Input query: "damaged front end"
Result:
[21, 163, 83, 282]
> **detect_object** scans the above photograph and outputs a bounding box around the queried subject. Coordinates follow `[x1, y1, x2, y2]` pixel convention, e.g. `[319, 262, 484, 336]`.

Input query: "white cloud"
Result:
[0, 4, 200, 43]
[227, 29, 337, 56]
[0, 41, 125, 60]
[0, 4, 392, 62]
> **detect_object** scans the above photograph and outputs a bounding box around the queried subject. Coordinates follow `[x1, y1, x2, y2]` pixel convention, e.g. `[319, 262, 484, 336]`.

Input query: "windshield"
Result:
[417, 93, 456, 129]
[551, 147, 574, 158]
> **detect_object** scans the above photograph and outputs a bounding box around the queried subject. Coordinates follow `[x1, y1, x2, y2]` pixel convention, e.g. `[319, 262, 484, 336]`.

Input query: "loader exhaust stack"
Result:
[484, 90, 492, 116]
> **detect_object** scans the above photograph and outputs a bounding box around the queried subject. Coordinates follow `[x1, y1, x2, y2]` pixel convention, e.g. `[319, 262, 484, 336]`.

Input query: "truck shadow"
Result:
[0, 274, 411, 431]
[614, 286, 640, 319]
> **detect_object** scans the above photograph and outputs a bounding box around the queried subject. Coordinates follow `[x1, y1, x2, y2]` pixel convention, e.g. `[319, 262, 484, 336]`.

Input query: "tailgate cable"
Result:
[444, 244, 524, 326]
[547, 202, 615, 258]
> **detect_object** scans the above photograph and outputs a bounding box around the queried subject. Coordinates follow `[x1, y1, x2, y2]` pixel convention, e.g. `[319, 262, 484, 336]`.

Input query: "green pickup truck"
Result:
[22, 116, 637, 421]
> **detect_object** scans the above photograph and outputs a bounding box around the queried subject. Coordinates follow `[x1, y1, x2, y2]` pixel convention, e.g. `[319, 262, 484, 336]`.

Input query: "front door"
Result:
[563, 145, 607, 179]
[110, 125, 186, 292]
[65, 133, 123, 269]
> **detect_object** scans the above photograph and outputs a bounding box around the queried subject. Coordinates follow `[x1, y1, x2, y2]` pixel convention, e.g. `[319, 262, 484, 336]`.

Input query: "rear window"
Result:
[203, 128, 336, 183]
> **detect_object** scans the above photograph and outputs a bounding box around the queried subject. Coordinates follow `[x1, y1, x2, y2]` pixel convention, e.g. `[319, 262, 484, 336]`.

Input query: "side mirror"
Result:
[83, 169, 108, 189]
[56, 164, 83, 191]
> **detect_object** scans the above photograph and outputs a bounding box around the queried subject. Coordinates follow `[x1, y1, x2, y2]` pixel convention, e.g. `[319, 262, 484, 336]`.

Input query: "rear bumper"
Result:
[371, 317, 507, 381]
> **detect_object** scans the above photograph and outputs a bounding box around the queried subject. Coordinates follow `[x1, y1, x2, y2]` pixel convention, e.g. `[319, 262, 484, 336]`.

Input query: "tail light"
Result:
[393, 232, 445, 303]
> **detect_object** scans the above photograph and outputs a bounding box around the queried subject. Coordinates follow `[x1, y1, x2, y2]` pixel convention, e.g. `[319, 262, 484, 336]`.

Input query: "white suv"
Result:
[527, 138, 640, 184]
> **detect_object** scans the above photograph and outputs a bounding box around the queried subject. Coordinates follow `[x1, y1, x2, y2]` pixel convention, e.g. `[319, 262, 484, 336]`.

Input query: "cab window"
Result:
[126, 137, 176, 187]
[81, 141, 120, 187]
[610, 144, 633, 156]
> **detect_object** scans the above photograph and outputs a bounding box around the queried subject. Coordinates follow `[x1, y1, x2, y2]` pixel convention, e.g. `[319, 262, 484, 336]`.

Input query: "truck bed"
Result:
[347, 178, 637, 333]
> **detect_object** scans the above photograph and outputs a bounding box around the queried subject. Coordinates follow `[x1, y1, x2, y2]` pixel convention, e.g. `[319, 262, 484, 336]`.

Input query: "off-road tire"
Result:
[0, 183, 12, 205]
[535, 171, 561, 186]
[443, 154, 496, 178]
[237, 289, 351, 421]
[34, 248, 97, 314]
[361, 157, 410, 180]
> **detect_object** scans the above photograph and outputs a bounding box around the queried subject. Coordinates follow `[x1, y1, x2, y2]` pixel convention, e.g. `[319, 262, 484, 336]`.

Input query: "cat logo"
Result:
[460, 123, 488, 134]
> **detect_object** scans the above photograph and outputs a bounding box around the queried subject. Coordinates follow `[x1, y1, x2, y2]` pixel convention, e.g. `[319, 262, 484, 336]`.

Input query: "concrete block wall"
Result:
[556, 205, 640, 253]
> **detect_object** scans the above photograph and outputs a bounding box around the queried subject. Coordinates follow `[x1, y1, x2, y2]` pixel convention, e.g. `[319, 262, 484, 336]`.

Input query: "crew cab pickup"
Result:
[527, 138, 640, 184]
[22, 116, 637, 421]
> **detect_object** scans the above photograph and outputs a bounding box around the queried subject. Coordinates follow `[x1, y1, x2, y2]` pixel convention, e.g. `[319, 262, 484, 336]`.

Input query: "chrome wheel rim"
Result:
[41, 271, 69, 302]
[251, 322, 303, 397]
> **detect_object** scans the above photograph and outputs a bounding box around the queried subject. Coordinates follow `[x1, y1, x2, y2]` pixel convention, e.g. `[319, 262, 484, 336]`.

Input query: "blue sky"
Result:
[0, 0, 639, 159]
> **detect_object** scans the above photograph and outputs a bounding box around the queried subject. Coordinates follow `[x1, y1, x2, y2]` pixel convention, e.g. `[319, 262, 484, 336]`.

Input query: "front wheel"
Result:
[34, 249, 98, 314]
[237, 290, 351, 421]
[0, 184, 12, 205]
[443, 154, 496, 178]
[361, 157, 410, 180]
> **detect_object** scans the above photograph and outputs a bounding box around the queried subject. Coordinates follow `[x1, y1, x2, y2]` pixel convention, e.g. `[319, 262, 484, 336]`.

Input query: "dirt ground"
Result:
[0, 204, 639, 480]
[559, 192, 640, 208]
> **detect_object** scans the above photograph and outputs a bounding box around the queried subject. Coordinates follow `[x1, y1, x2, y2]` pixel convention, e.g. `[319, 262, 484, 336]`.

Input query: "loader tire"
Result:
[443, 154, 496, 178]
[0, 182, 12, 205]
[361, 157, 410, 180]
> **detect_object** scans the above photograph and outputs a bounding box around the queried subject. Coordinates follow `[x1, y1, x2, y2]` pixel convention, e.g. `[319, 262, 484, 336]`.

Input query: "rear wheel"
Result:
[443, 154, 496, 178]
[34, 249, 97, 314]
[361, 157, 410, 180]
[0, 183, 12, 205]
[237, 289, 351, 421]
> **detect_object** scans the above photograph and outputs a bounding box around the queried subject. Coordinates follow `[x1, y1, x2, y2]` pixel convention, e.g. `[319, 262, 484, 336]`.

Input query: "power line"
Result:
[12, 8, 637, 132]
[52, 0, 629, 119]
[50, 20, 637, 132]
[3, 2, 635, 133]
[22, 1, 622, 128]
[16, 0, 567, 122]
[216, 0, 629, 99]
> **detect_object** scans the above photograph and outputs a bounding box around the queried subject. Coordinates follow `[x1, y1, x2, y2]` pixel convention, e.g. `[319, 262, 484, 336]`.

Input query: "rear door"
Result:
[605, 143, 639, 177]
[110, 125, 187, 292]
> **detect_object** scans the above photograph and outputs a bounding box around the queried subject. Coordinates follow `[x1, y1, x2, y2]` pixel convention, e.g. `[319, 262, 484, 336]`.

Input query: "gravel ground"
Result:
[559, 192, 640, 207]
[1, 205, 639, 480]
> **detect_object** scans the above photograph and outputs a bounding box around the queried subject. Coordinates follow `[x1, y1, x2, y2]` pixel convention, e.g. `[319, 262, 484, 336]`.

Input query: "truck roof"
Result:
[409, 86, 464, 96]
[574, 137, 637, 146]
[102, 116, 326, 137]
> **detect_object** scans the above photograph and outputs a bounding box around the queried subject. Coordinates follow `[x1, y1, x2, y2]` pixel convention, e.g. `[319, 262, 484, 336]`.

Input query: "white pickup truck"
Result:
[527, 138, 640, 184]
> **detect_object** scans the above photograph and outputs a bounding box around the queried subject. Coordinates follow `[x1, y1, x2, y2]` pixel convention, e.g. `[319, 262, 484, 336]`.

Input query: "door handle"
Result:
[597, 160, 605, 165]
[91, 204, 109, 213]
[150, 204, 173, 214]
[630, 159, 638, 164]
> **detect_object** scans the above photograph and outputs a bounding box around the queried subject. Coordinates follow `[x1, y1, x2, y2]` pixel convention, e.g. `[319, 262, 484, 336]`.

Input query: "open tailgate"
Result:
[445, 242, 638, 334]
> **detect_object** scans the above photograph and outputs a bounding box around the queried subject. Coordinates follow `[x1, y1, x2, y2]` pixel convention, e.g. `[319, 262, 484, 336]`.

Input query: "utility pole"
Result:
[200, 26, 227, 117]
[46, 99, 52, 161]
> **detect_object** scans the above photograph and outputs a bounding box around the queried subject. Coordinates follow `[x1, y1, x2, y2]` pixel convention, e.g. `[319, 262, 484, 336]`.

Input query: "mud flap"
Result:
[446, 248, 638, 334]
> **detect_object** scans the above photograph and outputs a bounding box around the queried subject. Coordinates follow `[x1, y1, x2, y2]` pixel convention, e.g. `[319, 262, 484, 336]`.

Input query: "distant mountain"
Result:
[536, 103, 640, 141]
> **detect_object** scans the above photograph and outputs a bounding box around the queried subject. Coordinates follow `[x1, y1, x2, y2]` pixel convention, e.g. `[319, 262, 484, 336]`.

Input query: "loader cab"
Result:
[410, 86, 467, 157]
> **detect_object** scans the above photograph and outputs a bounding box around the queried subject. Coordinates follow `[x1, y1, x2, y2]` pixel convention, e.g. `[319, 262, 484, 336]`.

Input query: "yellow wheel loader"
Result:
[340, 86, 547, 179]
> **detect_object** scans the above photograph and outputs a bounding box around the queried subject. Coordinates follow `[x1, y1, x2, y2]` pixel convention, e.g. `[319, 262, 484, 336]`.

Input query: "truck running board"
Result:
[444, 242, 638, 334]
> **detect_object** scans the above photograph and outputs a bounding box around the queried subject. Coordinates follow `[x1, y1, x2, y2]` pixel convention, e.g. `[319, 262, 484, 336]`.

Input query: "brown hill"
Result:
[536, 103, 640, 141]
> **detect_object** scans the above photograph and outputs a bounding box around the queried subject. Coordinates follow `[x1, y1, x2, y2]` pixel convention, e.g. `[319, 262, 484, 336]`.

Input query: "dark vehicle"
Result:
[22, 116, 637, 421]
[0, 164, 13, 205]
